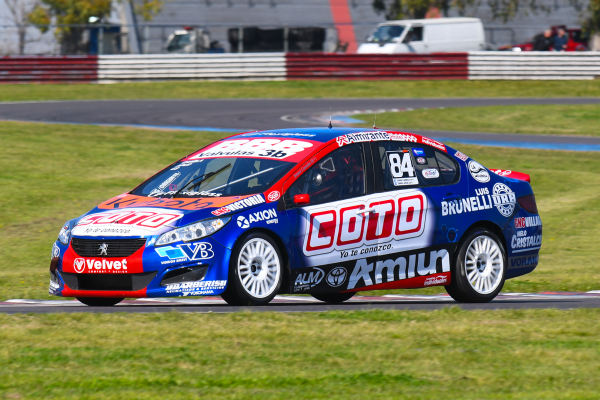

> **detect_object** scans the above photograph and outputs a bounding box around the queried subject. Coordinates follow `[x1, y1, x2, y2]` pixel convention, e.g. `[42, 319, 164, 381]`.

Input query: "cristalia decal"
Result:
[62, 245, 144, 274]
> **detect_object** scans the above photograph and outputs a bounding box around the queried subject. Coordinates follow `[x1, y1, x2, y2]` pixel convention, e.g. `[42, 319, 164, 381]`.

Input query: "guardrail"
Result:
[0, 56, 97, 83]
[468, 51, 600, 80]
[1, 52, 599, 83]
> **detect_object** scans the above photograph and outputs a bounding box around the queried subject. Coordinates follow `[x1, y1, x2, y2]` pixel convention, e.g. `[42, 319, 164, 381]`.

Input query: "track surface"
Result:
[3, 293, 600, 314]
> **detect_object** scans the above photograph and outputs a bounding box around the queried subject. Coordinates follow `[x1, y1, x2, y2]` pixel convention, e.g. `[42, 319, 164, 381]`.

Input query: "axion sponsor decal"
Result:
[73, 257, 129, 273]
[454, 151, 469, 162]
[421, 137, 446, 152]
[347, 249, 450, 289]
[294, 267, 324, 292]
[442, 183, 516, 218]
[155, 242, 214, 264]
[211, 194, 266, 216]
[186, 139, 315, 161]
[236, 208, 278, 229]
[510, 255, 539, 268]
[422, 168, 439, 179]
[468, 161, 490, 183]
[303, 192, 427, 256]
[511, 234, 542, 250]
[165, 280, 227, 296]
[387, 151, 418, 186]
[73, 210, 182, 234]
[514, 216, 542, 228]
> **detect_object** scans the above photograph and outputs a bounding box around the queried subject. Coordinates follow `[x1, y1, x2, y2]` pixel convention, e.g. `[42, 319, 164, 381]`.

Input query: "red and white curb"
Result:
[2, 292, 600, 307]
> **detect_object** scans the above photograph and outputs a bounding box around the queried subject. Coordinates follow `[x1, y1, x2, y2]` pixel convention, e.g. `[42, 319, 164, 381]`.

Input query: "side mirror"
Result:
[293, 194, 310, 205]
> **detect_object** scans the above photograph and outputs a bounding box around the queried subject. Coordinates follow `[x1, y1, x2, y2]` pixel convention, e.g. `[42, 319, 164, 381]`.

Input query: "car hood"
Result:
[70, 193, 267, 238]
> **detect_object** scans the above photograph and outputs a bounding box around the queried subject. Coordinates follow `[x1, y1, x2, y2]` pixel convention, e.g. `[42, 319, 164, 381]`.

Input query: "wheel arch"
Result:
[460, 220, 508, 257]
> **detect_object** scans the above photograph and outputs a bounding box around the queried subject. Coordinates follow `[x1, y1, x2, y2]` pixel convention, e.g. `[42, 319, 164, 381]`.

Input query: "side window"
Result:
[376, 141, 444, 189]
[403, 26, 423, 43]
[434, 150, 460, 184]
[287, 143, 365, 206]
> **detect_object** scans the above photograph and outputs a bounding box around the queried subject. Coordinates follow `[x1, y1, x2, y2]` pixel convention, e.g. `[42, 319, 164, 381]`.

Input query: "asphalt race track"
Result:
[2, 293, 600, 314]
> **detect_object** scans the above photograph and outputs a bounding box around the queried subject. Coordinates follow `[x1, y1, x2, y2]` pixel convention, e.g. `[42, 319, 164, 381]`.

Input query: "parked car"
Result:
[499, 25, 589, 51]
[357, 17, 486, 54]
[49, 128, 541, 306]
[165, 27, 224, 53]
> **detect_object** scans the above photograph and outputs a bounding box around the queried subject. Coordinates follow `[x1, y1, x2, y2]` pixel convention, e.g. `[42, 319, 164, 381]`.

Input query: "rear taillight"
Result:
[518, 194, 538, 214]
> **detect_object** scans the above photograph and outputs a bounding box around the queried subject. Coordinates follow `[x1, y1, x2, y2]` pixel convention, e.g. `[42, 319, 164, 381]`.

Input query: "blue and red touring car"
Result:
[49, 128, 542, 306]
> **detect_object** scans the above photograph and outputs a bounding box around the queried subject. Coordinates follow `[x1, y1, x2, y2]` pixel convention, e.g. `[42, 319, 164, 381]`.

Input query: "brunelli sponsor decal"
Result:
[387, 151, 418, 186]
[72, 208, 183, 237]
[468, 161, 490, 183]
[185, 139, 317, 163]
[514, 216, 542, 228]
[302, 191, 428, 260]
[442, 183, 516, 218]
[211, 194, 266, 216]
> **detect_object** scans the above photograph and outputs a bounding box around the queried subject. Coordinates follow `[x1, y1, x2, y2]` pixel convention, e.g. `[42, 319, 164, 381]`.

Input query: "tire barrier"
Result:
[1, 52, 599, 82]
[0, 56, 97, 83]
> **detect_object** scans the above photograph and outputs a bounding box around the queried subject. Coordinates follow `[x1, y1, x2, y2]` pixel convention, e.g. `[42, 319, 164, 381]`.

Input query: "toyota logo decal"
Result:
[326, 267, 347, 287]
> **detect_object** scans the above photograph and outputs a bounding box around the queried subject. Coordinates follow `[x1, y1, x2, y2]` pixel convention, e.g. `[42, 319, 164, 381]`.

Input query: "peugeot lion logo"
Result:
[99, 243, 108, 256]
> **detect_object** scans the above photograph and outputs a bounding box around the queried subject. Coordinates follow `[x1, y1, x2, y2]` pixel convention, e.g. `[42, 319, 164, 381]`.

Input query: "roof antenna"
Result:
[373, 113, 377, 129]
[328, 107, 332, 129]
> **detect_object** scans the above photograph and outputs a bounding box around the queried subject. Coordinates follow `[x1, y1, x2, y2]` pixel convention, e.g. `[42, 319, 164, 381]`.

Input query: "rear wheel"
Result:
[311, 292, 355, 304]
[76, 297, 123, 306]
[445, 229, 506, 303]
[221, 232, 283, 306]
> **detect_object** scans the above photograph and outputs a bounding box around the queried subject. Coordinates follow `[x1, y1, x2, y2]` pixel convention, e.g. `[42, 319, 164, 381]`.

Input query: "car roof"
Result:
[225, 127, 416, 143]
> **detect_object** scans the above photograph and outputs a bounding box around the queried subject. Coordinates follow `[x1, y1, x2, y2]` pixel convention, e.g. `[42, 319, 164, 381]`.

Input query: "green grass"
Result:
[1, 80, 600, 102]
[356, 104, 600, 137]
[1, 309, 600, 399]
[0, 121, 599, 300]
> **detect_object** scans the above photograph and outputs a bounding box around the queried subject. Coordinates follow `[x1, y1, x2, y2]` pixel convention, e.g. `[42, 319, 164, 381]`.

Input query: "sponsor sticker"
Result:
[510, 255, 539, 268]
[454, 151, 469, 162]
[267, 191, 281, 202]
[326, 267, 348, 287]
[155, 242, 214, 264]
[422, 168, 439, 179]
[412, 148, 425, 156]
[211, 194, 266, 216]
[511, 234, 542, 251]
[75, 209, 183, 236]
[51, 243, 60, 259]
[73, 258, 129, 274]
[421, 137, 446, 151]
[236, 208, 278, 229]
[491, 169, 512, 177]
[158, 172, 181, 191]
[294, 267, 324, 292]
[165, 280, 227, 296]
[514, 216, 542, 228]
[424, 274, 449, 286]
[468, 161, 490, 183]
[416, 157, 427, 165]
[442, 184, 516, 218]
[187, 139, 315, 161]
[387, 151, 418, 186]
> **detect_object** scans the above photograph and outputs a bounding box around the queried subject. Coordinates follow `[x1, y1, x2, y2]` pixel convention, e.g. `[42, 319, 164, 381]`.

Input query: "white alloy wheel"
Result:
[464, 235, 504, 295]
[237, 238, 281, 299]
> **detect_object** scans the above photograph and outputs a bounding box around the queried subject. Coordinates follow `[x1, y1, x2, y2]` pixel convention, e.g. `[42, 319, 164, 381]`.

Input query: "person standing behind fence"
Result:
[553, 29, 568, 51]
[533, 30, 553, 51]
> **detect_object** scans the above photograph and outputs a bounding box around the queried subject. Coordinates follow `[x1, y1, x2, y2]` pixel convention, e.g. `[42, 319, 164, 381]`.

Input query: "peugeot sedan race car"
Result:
[49, 128, 542, 306]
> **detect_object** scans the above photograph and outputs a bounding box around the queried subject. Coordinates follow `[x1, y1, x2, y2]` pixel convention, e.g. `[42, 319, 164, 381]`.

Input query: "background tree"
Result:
[2, 0, 40, 54]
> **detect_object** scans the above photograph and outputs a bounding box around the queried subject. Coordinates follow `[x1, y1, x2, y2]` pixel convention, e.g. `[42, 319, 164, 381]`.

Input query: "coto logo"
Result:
[267, 191, 281, 202]
[77, 210, 181, 230]
[303, 192, 427, 256]
[74, 258, 85, 273]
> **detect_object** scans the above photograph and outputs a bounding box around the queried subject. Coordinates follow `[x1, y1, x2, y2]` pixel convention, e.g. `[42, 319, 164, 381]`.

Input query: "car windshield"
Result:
[132, 157, 294, 198]
[167, 33, 191, 52]
[367, 25, 405, 43]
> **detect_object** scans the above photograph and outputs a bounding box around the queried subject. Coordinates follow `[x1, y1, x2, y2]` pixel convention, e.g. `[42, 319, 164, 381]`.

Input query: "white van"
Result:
[357, 18, 485, 54]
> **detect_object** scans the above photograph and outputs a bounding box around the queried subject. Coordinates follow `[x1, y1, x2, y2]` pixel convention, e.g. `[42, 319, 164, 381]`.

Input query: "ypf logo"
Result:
[237, 215, 250, 229]
[326, 267, 347, 287]
[267, 191, 281, 202]
[74, 258, 85, 273]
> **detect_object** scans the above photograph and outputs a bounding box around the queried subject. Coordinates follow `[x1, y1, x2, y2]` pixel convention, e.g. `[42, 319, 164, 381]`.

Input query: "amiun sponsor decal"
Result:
[442, 183, 516, 218]
[514, 216, 542, 228]
[347, 249, 450, 290]
[211, 194, 266, 216]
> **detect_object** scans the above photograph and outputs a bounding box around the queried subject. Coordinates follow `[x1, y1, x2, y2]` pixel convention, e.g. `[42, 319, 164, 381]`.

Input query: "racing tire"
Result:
[311, 292, 355, 304]
[76, 297, 124, 306]
[221, 232, 283, 306]
[445, 229, 506, 303]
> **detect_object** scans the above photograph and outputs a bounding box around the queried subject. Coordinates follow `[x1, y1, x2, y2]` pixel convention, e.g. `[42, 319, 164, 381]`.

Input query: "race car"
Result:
[49, 128, 542, 306]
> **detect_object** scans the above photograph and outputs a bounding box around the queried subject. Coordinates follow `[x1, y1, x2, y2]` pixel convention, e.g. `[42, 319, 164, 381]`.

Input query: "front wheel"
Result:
[221, 232, 283, 306]
[76, 297, 124, 306]
[311, 292, 355, 304]
[445, 229, 506, 303]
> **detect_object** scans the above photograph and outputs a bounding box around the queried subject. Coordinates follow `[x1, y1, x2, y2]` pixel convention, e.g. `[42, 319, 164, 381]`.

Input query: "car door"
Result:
[283, 142, 374, 293]
[369, 141, 467, 287]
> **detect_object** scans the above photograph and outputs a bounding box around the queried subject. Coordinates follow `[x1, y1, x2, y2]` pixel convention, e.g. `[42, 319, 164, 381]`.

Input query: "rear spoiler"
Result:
[489, 169, 531, 183]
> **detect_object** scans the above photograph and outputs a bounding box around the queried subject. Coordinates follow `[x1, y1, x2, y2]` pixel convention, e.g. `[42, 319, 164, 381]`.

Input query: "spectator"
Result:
[533, 30, 553, 51]
[553, 29, 568, 51]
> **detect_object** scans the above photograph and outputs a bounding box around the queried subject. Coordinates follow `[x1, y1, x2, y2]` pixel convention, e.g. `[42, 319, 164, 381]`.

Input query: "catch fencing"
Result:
[1, 52, 600, 83]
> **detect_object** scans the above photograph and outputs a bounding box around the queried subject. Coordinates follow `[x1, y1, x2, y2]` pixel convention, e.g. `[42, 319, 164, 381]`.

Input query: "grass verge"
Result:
[0, 121, 599, 300]
[1, 309, 600, 399]
[355, 104, 600, 136]
[1, 80, 600, 102]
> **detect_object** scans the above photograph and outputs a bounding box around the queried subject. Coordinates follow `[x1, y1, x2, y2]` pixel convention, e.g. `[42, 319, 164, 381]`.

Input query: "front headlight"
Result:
[58, 222, 71, 245]
[155, 217, 231, 246]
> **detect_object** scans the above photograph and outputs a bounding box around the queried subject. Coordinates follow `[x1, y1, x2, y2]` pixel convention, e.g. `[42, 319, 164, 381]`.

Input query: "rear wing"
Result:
[490, 169, 531, 183]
